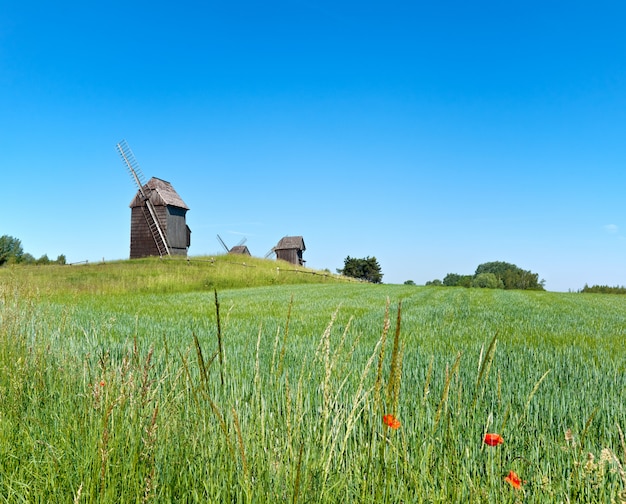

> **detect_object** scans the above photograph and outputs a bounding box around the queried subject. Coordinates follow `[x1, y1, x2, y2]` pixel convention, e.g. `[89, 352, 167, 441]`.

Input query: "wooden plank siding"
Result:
[130, 206, 161, 258]
[274, 236, 305, 266]
[129, 178, 190, 259]
[166, 206, 190, 254]
[275, 248, 304, 265]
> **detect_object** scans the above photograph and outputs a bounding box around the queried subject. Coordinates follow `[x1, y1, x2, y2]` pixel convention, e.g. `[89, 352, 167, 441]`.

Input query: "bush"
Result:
[443, 273, 472, 288]
[425, 279, 442, 286]
[471, 272, 503, 289]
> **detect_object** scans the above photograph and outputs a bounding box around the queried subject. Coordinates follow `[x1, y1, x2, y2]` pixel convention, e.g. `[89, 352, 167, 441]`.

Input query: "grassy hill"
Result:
[0, 254, 354, 297]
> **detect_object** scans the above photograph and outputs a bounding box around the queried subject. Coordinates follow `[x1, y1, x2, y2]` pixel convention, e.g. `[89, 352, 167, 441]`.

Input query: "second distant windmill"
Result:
[217, 235, 251, 256]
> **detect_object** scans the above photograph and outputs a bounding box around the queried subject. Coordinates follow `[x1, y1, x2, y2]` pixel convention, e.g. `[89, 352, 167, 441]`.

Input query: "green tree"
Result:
[0, 235, 24, 265]
[0, 235, 67, 267]
[443, 273, 461, 286]
[475, 261, 544, 290]
[425, 279, 442, 286]
[471, 272, 503, 289]
[337, 256, 383, 283]
[36, 254, 50, 265]
[443, 273, 472, 287]
[21, 253, 36, 265]
[581, 284, 626, 294]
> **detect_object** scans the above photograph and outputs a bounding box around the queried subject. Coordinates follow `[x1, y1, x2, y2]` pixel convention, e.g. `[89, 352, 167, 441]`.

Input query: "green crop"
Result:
[0, 263, 624, 502]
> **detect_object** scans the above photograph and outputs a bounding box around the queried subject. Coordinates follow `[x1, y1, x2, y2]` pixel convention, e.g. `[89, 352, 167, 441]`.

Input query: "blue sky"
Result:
[2, 1, 626, 291]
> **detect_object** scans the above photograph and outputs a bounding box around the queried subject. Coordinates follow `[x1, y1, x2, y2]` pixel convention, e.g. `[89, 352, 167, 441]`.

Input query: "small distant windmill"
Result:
[217, 235, 250, 255]
[116, 140, 191, 259]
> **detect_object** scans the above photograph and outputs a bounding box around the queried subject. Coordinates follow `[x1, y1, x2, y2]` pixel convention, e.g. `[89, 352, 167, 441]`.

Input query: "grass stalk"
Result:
[433, 352, 461, 433]
[338, 338, 382, 461]
[193, 332, 209, 391]
[373, 298, 391, 427]
[386, 300, 403, 415]
[423, 355, 434, 404]
[277, 293, 293, 376]
[618, 423, 626, 467]
[254, 323, 263, 413]
[285, 371, 293, 458]
[317, 306, 340, 453]
[208, 397, 236, 462]
[292, 442, 304, 504]
[471, 333, 497, 410]
[524, 368, 551, 413]
[141, 402, 159, 503]
[214, 288, 225, 388]
[232, 406, 249, 481]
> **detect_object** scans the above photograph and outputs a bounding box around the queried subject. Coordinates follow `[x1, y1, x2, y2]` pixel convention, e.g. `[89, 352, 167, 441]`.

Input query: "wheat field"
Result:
[0, 260, 625, 502]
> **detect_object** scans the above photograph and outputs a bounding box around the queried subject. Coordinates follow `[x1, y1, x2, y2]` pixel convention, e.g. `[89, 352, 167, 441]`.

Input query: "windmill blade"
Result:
[235, 237, 247, 247]
[264, 248, 275, 259]
[116, 140, 170, 256]
[116, 140, 150, 200]
[217, 234, 230, 253]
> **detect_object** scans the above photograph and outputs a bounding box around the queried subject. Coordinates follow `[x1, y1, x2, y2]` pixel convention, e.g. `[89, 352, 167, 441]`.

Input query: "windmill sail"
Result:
[116, 140, 171, 257]
[217, 234, 229, 253]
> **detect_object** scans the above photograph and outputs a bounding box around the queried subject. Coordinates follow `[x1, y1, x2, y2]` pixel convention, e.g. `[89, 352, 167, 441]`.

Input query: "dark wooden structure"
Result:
[229, 245, 251, 256]
[129, 177, 191, 258]
[274, 236, 305, 266]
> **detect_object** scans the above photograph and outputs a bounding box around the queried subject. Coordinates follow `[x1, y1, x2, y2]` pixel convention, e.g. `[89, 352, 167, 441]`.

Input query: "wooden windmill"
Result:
[217, 235, 251, 255]
[272, 236, 306, 266]
[116, 140, 191, 259]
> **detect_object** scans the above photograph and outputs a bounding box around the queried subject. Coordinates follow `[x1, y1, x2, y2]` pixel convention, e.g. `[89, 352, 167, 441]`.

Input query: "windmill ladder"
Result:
[141, 199, 170, 257]
[116, 140, 171, 257]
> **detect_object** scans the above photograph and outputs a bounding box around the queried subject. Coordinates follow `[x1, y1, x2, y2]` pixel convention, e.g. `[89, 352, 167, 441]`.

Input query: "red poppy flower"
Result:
[504, 470, 522, 489]
[383, 414, 401, 430]
[483, 433, 504, 446]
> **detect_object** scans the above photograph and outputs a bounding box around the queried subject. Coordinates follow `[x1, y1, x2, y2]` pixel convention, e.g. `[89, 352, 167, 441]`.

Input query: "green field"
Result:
[1, 257, 625, 502]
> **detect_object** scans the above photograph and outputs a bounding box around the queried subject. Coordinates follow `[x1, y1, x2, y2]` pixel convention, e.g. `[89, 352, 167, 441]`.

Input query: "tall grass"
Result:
[0, 277, 625, 502]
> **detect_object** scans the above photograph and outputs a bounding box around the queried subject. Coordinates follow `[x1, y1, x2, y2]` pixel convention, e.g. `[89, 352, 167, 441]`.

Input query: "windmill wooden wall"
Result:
[274, 236, 305, 266]
[129, 177, 191, 258]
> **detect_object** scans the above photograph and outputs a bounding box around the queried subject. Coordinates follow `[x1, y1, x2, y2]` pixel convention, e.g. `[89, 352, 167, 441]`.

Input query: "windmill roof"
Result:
[229, 245, 251, 255]
[130, 177, 189, 209]
[274, 236, 305, 251]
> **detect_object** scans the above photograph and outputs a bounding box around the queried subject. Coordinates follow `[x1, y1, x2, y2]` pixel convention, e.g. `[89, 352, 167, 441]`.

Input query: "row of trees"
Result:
[0, 235, 66, 266]
[580, 284, 626, 294]
[427, 261, 545, 291]
[336, 257, 545, 290]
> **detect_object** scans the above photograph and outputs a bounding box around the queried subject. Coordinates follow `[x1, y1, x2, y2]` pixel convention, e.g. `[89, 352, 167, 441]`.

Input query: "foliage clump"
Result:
[0, 234, 66, 266]
[580, 284, 626, 294]
[430, 261, 545, 290]
[337, 256, 383, 283]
